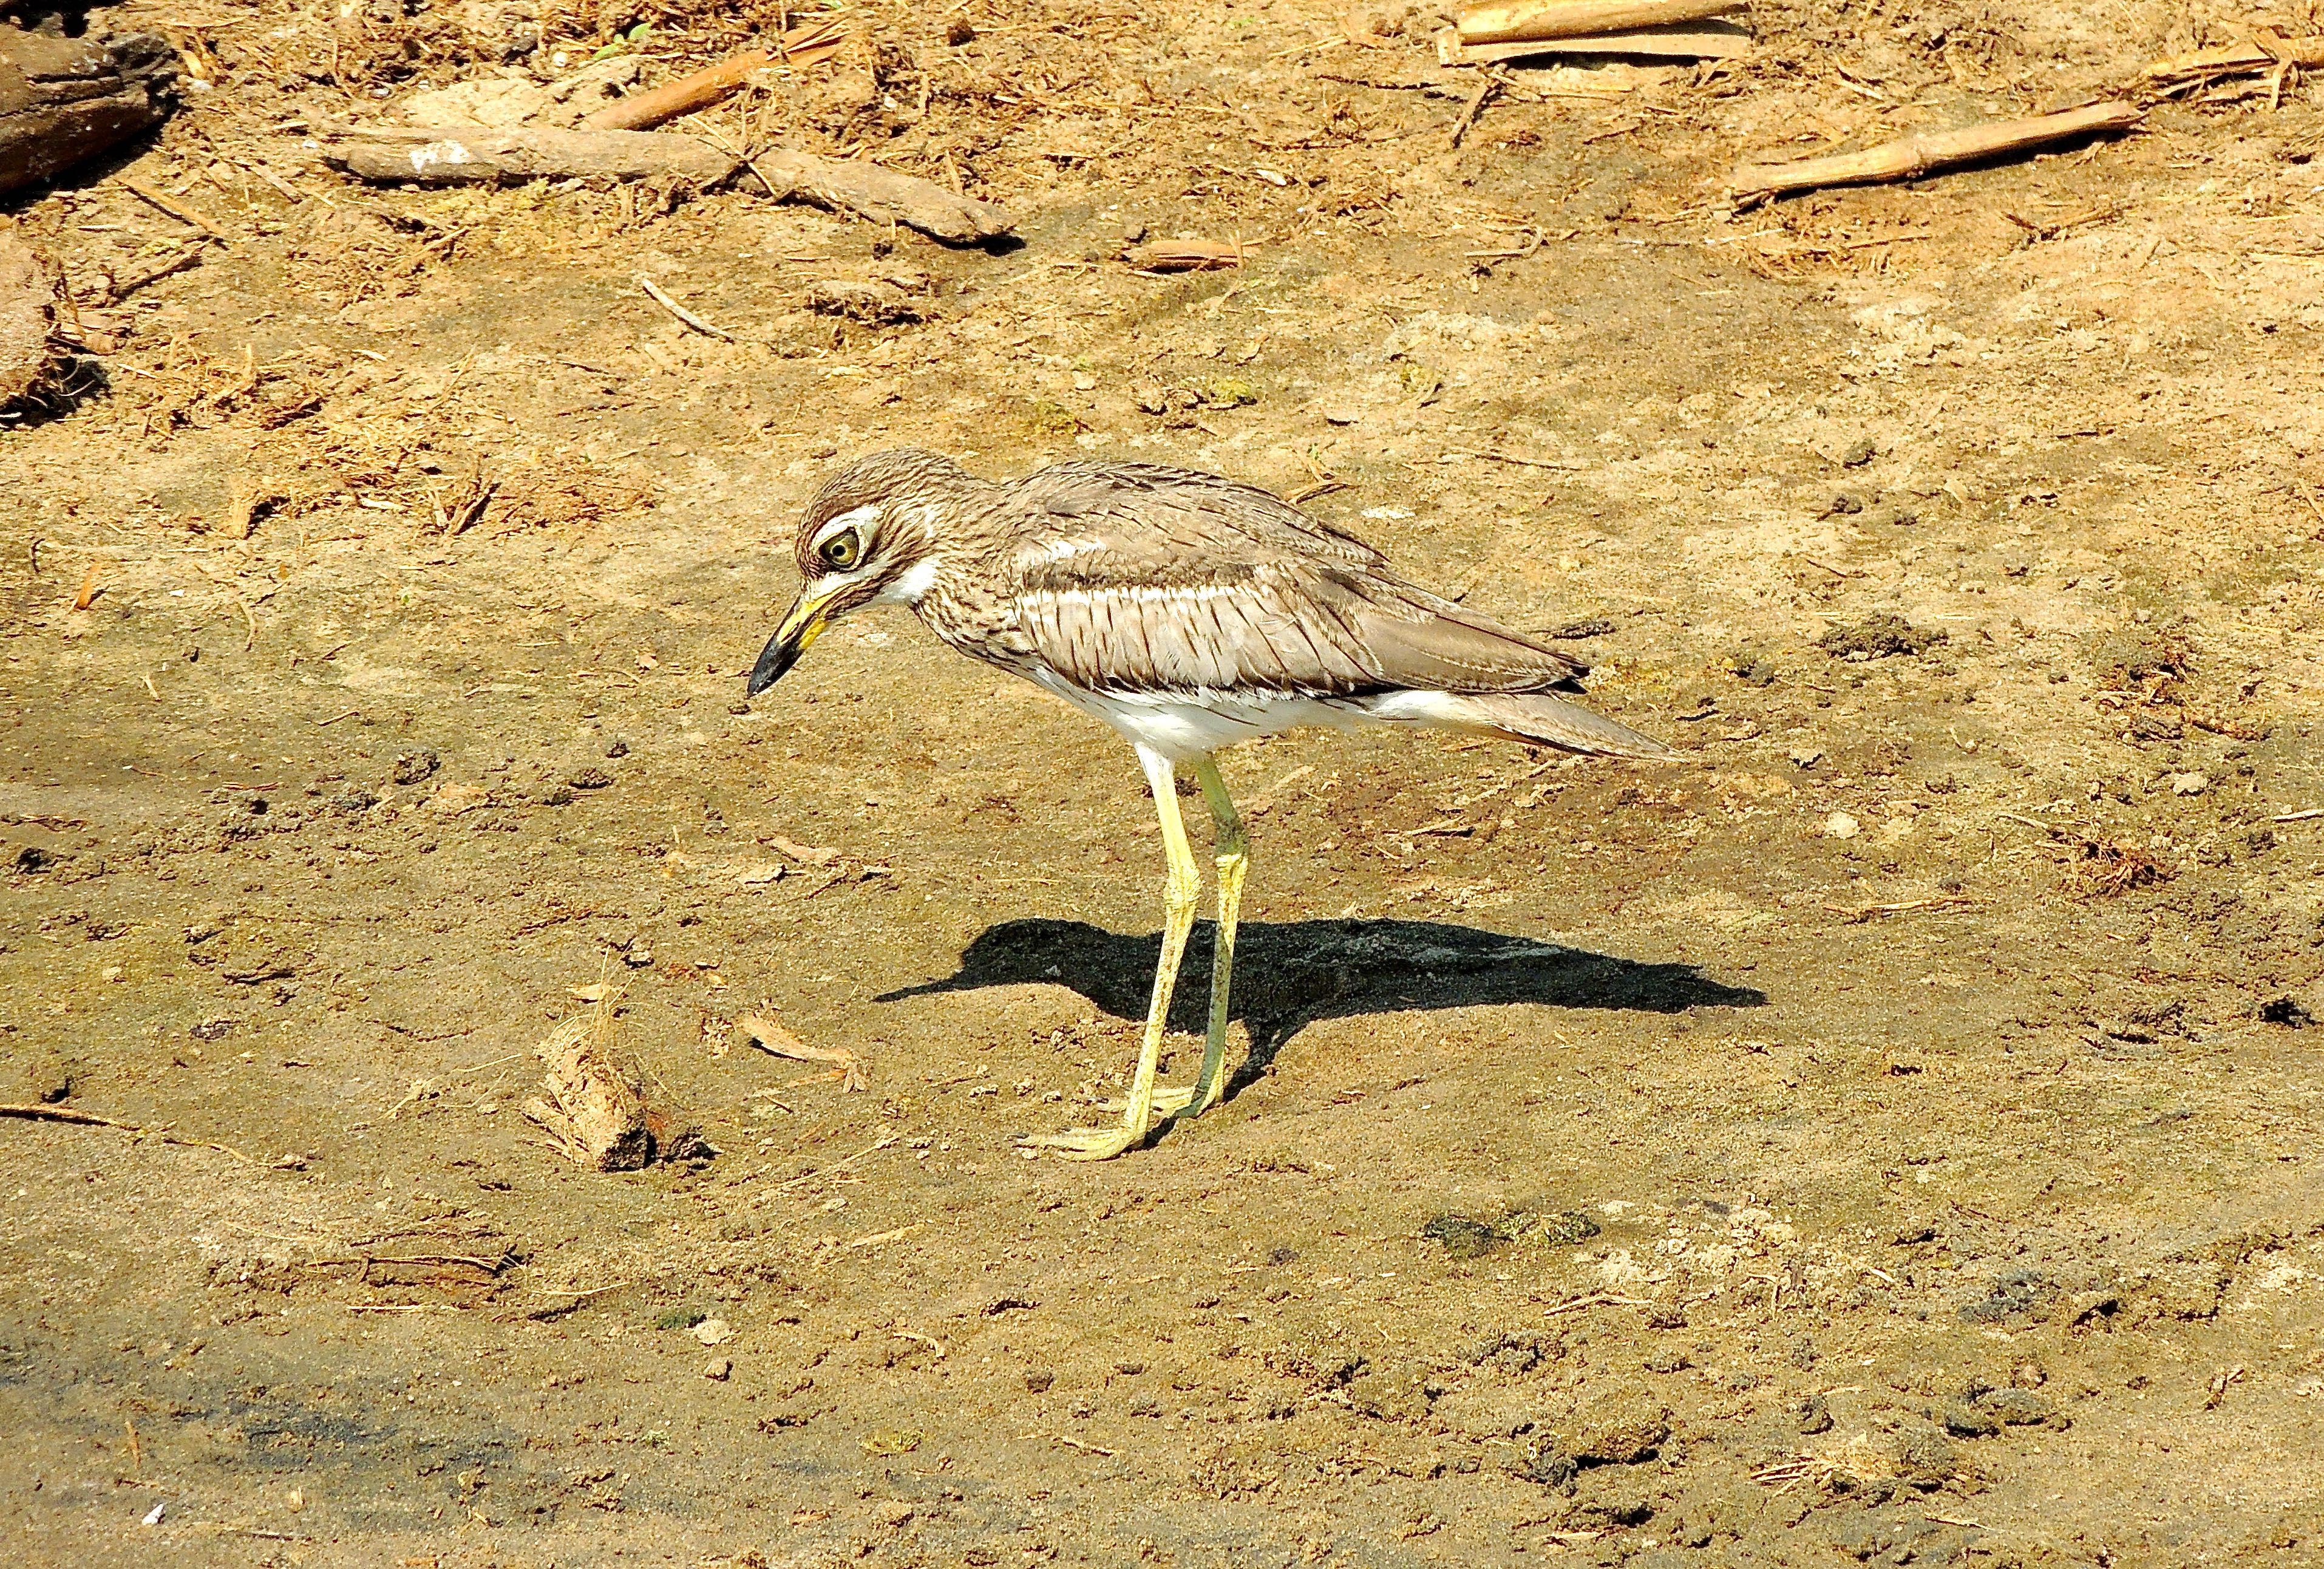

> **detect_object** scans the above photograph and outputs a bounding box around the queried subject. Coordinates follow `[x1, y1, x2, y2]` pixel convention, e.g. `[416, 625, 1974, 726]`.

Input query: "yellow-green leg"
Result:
[1146, 757, 1248, 1123]
[1184, 758, 1247, 1117]
[1024, 745, 1200, 1160]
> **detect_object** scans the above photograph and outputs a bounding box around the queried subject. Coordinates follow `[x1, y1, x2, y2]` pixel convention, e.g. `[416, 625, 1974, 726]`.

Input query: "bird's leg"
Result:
[1177, 757, 1246, 1119]
[1140, 756, 1248, 1123]
[1025, 746, 1200, 1160]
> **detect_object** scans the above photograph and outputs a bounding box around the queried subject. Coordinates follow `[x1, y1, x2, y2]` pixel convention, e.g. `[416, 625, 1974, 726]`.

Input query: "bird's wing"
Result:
[994, 469, 1588, 696]
[1014, 460, 1386, 567]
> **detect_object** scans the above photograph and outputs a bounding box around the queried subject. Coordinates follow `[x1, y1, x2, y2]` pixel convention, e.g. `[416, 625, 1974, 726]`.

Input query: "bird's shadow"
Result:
[878, 917, 1767, 1101]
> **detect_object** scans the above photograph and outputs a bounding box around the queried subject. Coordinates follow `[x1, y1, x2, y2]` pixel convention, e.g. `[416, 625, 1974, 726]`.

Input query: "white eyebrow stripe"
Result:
[810, 503, 880, 552]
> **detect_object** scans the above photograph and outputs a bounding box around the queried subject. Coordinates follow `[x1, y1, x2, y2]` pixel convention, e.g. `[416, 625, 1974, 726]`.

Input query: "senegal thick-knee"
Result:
[747, 449, 1668, 1160]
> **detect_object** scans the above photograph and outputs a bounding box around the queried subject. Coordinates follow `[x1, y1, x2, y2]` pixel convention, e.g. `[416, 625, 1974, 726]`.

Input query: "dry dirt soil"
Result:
[4, 0, 2324, 1564]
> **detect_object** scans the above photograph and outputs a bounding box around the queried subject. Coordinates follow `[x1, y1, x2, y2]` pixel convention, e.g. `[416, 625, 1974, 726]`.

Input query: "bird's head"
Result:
[747, 448, 979, 696]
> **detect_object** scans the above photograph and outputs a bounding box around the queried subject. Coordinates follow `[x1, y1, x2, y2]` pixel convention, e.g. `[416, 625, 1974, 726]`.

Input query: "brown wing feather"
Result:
[992, 466, 1589, 696]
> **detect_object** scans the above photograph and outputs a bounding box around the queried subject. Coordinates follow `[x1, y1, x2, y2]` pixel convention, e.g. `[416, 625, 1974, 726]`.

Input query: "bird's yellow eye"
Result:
[821, 528, 862, 570]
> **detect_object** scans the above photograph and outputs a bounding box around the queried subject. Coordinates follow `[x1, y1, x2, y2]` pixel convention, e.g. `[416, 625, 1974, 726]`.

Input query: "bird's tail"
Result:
[1358, 690, 1673, 758]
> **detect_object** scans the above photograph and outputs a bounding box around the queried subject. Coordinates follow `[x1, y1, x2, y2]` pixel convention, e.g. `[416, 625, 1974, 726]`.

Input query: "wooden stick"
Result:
[319, 126, 1015, 243]
[1440, 22, 1750, 63]
[1728, 102, 2142, 201]
[1458, 0, 1741, 45]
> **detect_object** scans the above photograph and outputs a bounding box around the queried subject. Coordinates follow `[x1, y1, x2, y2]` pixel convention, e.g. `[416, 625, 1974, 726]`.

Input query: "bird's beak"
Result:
[747, 587, 838, 696]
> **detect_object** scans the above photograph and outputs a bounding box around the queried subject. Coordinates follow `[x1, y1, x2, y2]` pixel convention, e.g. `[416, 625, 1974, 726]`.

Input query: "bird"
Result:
[747, 448, 1669, 1159]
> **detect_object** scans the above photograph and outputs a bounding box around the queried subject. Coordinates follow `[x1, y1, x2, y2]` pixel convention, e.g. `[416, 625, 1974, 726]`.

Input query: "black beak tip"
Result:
[746, 633, 797, 698]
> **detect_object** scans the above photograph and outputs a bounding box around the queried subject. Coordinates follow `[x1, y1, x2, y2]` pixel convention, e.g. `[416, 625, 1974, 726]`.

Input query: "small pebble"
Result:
[1824, 812, 1860, 839]
[1789, 746, 1824, 769]
[704, 1358, 732, 1381]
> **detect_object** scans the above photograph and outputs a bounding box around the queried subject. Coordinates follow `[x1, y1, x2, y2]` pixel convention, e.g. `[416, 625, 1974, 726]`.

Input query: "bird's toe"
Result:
[1021, 1125, 1141, 1160]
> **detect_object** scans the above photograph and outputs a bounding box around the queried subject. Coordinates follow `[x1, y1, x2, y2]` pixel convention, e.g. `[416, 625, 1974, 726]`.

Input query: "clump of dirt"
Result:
[2091, 625, 2194, 692]
[1421, 1205, 1601, 1258]
[1818, 614, 1947, 659]
[2073, 836, 2173, 897]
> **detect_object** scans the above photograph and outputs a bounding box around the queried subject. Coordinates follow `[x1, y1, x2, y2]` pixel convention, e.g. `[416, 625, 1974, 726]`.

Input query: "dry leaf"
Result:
[765, 833, 840, 867]
[738, 1012, 867, 1092]
[422, 783, 491, 815]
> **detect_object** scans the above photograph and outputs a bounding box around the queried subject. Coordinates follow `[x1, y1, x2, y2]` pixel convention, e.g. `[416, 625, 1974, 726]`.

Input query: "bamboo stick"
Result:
[1439, 22, 1750, 63]
[1458, 0, 1742, 46]
[1728, 102, 2141, 202]
[580, 50, 773, 131]
[578, 22, 849, 132]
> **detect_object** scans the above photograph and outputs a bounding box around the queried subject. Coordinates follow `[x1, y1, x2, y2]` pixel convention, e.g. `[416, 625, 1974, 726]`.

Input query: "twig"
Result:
[1822, 895, 1988, 922]
[1543, 1290, 1654, 1316]
[1447, 69, 1504, 149]
[1728, 103, 2142, 203]
[0, 1103, 254, 1162]
[639, 277, 734, 341]
[891, 1329, 946, 1359]
[120, 179, 224, 239]
[2142, 33, 2324, 86]
[107, 245, 204, 302]
[1441, 445, 1582, 470]
[1018, 1431, 1118, 1457]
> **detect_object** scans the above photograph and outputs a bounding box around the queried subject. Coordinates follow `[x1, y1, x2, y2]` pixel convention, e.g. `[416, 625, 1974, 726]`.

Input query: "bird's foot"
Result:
[1020, 1123, 1144, 1161]
[1098, 1084, 1203, 1118]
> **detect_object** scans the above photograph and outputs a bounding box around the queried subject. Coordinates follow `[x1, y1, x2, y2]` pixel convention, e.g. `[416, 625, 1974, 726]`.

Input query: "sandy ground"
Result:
[3, 0, 2323, 1564]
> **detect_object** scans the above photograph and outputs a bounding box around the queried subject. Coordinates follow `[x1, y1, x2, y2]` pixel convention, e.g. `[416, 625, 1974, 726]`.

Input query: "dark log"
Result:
[0, 27, 178, 196]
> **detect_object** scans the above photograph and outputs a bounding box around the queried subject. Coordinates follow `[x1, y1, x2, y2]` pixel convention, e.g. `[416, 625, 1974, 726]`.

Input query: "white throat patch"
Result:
[874, 557, 940, 607]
